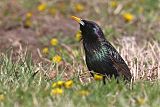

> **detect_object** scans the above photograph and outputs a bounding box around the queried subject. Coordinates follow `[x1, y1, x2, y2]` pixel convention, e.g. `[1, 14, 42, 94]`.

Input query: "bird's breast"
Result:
[84, 43, 108, 62]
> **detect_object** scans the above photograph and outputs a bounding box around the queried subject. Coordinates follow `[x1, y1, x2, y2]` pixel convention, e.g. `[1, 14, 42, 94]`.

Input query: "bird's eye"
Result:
[93, 28, 97, 32]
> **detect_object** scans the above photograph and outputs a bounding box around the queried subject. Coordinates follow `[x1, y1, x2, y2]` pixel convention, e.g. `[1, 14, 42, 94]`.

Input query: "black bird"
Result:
[71, 16, 132, 84]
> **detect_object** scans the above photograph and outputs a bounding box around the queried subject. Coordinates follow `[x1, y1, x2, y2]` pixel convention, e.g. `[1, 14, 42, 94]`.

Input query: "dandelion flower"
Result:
[0, 94, 4, 101]
[78, 90, 90, 96]
[52, 81, 64, 88]
[52, 82, 57, 88]
[75, 30, 82, 41]
[42, 47, 49, 54]
[94, 74, 103, 81]
[26, 12, 32, 19]
[38, 3, 47, 12]
[50, 38, 58, 46]
[75, 3, 84, 12]
[50, 88, 63, 95]
[122, 12, 135, 22]
[24, 19, 32, 27]
[57, 81, 64, 87]
[49, 7, 57, 16]
[136, 97, 146, 105]
[52, 55, 62, 63]
[64, 80, 73, 88]
[110, 1, 118, 8]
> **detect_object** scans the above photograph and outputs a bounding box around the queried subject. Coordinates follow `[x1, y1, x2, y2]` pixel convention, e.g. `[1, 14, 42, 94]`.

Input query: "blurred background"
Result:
[0, 0, 159, 60]
[0, 1, 160, 106]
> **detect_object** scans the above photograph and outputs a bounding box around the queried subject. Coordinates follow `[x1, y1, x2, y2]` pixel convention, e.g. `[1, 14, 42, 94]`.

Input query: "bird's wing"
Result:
[109, 55, 132, 81]
[103, 42, 132, 81]
[86, 56, 92, 71]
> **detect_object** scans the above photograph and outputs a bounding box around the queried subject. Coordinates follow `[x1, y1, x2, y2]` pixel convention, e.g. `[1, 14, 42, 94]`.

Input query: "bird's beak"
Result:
[71, 16, 85, 26]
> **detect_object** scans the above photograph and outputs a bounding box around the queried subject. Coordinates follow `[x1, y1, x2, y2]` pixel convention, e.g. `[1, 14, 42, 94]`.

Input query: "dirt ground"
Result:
[0, 14, 78, 60]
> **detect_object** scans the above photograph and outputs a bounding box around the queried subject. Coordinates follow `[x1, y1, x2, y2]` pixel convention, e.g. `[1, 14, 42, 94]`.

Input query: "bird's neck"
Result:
[83, 36, 104, 52]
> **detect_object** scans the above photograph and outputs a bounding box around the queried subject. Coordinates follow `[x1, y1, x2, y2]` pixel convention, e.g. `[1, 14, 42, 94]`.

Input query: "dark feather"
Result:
[79, 19, 132, 82]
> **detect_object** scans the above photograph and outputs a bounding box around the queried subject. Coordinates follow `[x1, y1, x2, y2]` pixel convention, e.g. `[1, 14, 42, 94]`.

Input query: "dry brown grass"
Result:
[119, 37, 160, 81]
[36, 37, 160, 83]
[78, 37, 160, 83]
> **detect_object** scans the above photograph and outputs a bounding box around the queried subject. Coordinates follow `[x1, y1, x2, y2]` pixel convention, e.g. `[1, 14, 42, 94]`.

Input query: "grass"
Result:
[0, 39, 159, 107]
[0, 0, 160, 107]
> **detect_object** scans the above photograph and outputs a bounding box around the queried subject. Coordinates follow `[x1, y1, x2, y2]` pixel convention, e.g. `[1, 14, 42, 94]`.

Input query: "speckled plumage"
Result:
[79, 19, 132, 83]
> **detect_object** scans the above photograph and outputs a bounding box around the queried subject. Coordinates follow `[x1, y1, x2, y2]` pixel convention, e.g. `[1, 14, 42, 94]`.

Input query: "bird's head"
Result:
[71, 16, 104, 40]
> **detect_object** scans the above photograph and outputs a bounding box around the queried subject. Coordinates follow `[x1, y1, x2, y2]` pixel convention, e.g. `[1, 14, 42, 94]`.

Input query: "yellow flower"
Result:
[38, 3, 47, 12]
[110, 1, 118, 8]
[42, 47, 49, 54]
[26, 12, 32, 19]
[136, 97, 146, 105]
[50, 38, 58, 46]
[0, 94, 4, 101]
[24, 19, 32, 27]
[52, 82, 57, 88]
[64, 80, 73, 88]
[75, 30, 82, 41]
[78, 90, 90, 96]
[49, 7, 57, 16]
[52, 55, 62, 63]
[50, 88, 63, 95]
[74, 3, 84, 12]
[94, 74, 103, 81]
[52, 81, 64, 88]
[122, 12, 135, 22]
[57, 81, 64, 87]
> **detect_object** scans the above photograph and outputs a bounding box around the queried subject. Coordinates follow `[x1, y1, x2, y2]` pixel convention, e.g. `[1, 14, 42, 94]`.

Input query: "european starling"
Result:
[71, 16, 132, 84]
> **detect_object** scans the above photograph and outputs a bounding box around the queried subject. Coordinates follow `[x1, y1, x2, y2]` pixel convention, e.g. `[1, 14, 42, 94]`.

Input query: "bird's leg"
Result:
[90, 72, 94, 77]
[103, 76, 106, 84]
